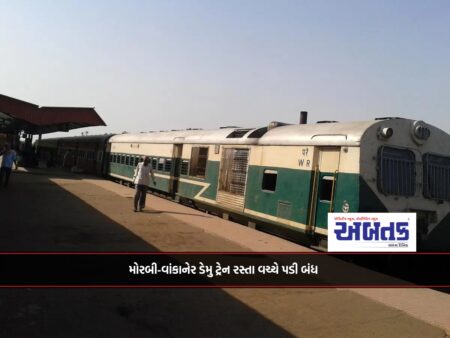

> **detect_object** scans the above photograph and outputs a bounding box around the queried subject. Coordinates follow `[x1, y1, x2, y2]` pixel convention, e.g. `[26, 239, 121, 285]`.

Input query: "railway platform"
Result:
[0, 168, 450, 338]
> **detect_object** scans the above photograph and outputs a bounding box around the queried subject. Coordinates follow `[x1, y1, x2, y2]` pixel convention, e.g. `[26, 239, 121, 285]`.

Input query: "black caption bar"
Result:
[1, 253, 450, 287]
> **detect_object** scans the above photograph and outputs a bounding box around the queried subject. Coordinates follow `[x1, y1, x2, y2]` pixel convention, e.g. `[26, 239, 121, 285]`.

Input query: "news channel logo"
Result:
[328, 213, 417, 252]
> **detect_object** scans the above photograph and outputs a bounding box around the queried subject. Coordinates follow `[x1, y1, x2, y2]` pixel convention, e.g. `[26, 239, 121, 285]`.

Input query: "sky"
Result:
[0, 0, 449, 138]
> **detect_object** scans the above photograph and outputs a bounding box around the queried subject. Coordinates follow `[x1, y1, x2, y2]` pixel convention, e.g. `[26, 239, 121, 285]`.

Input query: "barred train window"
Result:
[377, 146, 415, 196]
[181, 160, 189, 175]
[423, 154, 450, 201]
[165, 159, 172, 172]
[190, 147, 208, 177]
[219, 148, 249, 195]
[151, 158, 157, 170]
[158, 158, 165, 171]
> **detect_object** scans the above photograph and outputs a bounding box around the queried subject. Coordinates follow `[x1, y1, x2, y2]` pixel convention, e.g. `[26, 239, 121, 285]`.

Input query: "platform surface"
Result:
[0, 169, 449, 338]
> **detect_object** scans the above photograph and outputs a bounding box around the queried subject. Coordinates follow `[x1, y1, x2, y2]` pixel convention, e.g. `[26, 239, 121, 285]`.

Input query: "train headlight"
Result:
[378, 127, 393, 139]
[414, 124, 431, 140]
[411, 120, 431, 144]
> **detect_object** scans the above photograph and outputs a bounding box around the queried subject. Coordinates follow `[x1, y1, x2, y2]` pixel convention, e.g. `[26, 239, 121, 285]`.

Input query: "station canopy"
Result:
[0, 94, 106, 134]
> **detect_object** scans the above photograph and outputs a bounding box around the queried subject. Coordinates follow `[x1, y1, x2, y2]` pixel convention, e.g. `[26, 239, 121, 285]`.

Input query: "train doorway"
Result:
[217, 148, 250, 211]
[169, 144, 183, 197]
[312, 147, 341, 232]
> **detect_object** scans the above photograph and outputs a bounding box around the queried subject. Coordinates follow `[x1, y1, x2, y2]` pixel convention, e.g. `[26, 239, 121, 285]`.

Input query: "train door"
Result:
[217, 148, 250, 211]
[312, 147, 341, 231]
[169, 144, 183, 197]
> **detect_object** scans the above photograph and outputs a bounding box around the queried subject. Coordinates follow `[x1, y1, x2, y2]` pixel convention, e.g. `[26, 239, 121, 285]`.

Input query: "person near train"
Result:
[133, 156, 156, 212]
[0, 143, 18, 188]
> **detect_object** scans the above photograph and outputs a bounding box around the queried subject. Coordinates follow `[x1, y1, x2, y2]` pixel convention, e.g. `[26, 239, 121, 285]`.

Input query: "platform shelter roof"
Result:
[0, 94, 106, 134]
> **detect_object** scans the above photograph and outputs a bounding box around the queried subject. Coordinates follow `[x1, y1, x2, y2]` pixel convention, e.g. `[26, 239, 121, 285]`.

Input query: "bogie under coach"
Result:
[106, 117, 450, 251]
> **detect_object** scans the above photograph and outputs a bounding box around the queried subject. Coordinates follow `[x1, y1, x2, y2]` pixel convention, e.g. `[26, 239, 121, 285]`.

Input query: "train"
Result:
[36, 116, 450, 251]
[36, 134, 111, 174]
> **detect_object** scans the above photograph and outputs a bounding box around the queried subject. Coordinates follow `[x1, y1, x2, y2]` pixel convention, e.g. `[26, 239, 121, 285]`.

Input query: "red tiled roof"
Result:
[0, 94, 106, 134]
[37, 106, 105, 126]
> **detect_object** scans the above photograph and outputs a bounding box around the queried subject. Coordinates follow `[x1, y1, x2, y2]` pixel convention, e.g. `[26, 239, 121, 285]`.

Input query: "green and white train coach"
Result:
[107, 117, 450, 251]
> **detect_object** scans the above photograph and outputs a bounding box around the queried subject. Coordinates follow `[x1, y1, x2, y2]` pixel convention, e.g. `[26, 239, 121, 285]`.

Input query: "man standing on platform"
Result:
[133, 156, 156, 212]
[0, 143, 17, 188]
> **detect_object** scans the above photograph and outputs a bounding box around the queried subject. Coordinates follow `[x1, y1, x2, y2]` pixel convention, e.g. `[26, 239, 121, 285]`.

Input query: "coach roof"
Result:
[109, 128, 262, 145]
[109, 121, 383, 146]
[259, 120, 379, 146]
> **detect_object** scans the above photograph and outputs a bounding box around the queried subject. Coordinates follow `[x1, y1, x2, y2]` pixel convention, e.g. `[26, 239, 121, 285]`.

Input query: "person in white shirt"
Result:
[133, 156, 156, 212]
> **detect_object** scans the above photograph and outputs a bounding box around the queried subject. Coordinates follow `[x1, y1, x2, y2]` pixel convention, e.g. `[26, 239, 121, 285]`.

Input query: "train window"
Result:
[219, 148, 249, 195]
[134, 156, 140, 166]
[262, 169, 277, 192]
[190, 147, 208, 177]
[121, 155, 125, 164]
[165, 159, 172, 172]
[125, 156, 130, 166]
[97, 151, 103, 162]
[423, 153, 450, 201]
[181, 160, 189, 175]
[377, 146, 416, 197]
[151, 158, 157, 170]
[319, 176, 334, 202]
[158, 158, 165, 171]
